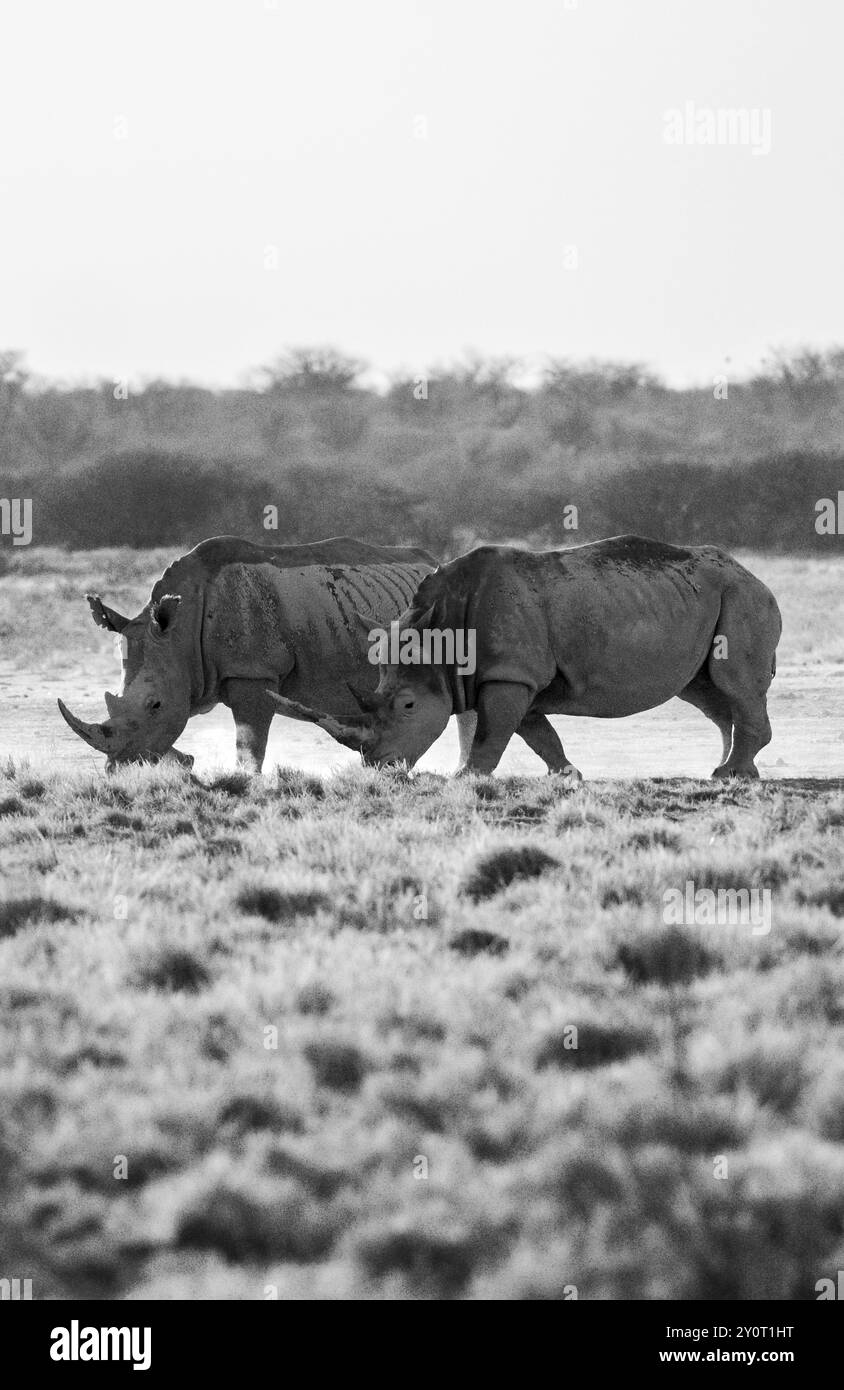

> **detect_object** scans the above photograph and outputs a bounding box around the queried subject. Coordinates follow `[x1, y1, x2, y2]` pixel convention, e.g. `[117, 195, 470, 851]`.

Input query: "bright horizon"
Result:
[2, 0, 842, 390]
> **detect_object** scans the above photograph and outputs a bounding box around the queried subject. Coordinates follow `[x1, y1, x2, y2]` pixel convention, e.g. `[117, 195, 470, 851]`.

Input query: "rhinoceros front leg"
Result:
[455, 711, 478, 772]
[222, 678, 278, 774]
[459, 681, 534, 775]
[516, 709, 582, 781]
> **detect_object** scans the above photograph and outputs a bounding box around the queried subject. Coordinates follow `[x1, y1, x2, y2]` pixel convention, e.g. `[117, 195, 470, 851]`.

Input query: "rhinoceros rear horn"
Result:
[57, 699, 115, 753]
[86, 594, 130, 633]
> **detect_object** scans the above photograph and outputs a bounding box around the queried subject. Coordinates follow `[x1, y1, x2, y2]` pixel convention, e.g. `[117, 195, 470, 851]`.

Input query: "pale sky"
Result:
[1, 0, 842, 388]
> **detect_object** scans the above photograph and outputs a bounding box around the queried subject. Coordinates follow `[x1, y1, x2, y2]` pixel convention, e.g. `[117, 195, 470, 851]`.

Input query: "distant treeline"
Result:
[1, 347, 842, 555]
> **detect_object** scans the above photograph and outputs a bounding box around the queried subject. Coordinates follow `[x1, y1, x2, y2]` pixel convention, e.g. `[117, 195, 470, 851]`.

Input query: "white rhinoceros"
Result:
[275, 535, 782, 779]
[58, 534, 443, 771]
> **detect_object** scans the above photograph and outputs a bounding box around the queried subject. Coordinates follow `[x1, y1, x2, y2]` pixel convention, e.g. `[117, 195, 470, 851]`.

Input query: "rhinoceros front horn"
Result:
[265, 690, 374, 750]
[57, 699, 115, 754]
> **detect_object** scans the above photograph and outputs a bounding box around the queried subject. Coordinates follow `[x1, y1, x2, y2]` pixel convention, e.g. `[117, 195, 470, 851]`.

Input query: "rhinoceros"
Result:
[57, 535, 450, 772]
[279, 536, 782, 779]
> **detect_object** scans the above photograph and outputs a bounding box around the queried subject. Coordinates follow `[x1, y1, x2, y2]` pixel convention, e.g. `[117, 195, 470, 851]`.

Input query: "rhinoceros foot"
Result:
[712, 762, 760, 780]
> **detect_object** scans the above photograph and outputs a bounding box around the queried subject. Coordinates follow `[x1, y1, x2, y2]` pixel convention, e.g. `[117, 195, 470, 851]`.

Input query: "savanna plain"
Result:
[0, 547, 842, 1299]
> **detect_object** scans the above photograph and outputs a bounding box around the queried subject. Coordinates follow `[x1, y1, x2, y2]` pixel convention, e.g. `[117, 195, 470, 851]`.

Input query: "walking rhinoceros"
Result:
[276, 536, 782, 779]
[57, 535, 441, 772]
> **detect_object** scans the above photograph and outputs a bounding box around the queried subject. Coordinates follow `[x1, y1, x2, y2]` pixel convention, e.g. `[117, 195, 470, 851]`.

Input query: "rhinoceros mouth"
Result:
[104, 746, 195, 774]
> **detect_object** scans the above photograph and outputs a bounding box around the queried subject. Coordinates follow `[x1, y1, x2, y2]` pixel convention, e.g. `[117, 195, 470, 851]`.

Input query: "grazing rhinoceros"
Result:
[279, 535, 782, 779]
[57, 535, 443, 772]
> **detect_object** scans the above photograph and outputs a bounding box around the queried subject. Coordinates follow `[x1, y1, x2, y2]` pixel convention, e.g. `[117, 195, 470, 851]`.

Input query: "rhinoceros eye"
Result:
[402, 697, 415, 711]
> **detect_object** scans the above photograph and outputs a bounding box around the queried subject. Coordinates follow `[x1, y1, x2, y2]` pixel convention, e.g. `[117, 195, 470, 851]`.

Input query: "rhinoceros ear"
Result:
[150, 594, 181, 634]
[86, 594, 130, 633]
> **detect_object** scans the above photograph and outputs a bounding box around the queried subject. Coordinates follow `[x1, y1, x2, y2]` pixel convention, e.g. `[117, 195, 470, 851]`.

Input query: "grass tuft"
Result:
[133, 947, 212, 993]
[463, 845, 559, 901]
[296, 981, 335, 1015]
[449, 928, 509, 957]
[218, 1095, 304, 1135]
[355, 1221, 477, 1297]
[615, 926, 718, 986]
[0, 897, 76, 938]
[235, 886, 329, 921]
[536, 1021, 653, 1070]
[206, 772, 252, 796]
[303, 1040, 369, 1093]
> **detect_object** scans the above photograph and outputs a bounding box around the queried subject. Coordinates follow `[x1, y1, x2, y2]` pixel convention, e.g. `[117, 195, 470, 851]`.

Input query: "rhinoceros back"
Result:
[198, 550, 432, 714]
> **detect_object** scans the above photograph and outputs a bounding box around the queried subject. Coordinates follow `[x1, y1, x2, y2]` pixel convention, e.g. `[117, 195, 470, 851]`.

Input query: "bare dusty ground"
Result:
[2, 660, 842, 782]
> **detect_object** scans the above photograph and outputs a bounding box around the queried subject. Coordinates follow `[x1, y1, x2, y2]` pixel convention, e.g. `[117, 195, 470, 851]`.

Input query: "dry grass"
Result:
[1, 760, 842, 1300]
[1, 546, 842, 1299]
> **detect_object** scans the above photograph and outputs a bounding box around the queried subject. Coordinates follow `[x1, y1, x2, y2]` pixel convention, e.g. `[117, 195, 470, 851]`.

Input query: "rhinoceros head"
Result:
[354, 587, 456, 766]
[58, 591, 193, 768]
[265, 591, 456, 768]
[356, 663, 452, 768]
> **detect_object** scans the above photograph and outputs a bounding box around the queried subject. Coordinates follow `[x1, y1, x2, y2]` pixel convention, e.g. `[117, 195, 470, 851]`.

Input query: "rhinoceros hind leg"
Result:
[222, 678, 277, 774]
[711, 709, 770, 778]
[677, 671, 733, 767]
[516, 709, 581, 780]
[704, 576, 779, 779]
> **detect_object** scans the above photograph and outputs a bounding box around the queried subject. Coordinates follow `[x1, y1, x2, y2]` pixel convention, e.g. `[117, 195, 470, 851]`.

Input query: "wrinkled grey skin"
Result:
[58, 535, 435, 772]
[288, 535, 782, 780]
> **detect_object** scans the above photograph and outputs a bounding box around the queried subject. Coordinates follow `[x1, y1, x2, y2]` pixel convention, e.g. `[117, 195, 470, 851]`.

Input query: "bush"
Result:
[2, 347, 844, 554]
